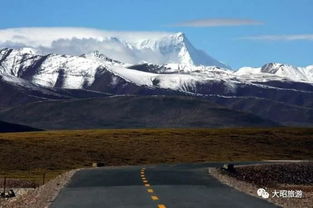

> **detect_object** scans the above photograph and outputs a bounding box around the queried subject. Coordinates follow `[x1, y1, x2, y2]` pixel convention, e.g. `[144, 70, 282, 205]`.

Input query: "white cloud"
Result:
[240, 34, 313, 41]
[0, 27, 174, 47]
[0, 27, 179, 64]
[171, 18, 263, 27]
[0, 27, 227, 67]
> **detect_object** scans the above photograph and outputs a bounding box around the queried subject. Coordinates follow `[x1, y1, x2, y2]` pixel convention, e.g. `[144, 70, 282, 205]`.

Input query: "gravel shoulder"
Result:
[209, 162, 313, 208]
[0, 169, 78, 208]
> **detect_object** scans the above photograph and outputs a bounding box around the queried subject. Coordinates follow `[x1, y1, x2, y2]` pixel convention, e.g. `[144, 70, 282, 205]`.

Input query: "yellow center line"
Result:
[140, 169, 167, 208]
[147, 189, 154, 193]
[151, 195, 159, 200]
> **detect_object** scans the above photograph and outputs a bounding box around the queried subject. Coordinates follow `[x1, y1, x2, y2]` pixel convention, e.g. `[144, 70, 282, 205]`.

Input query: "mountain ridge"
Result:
[0, 47, 313, 127]
[1, 48, 313, 90]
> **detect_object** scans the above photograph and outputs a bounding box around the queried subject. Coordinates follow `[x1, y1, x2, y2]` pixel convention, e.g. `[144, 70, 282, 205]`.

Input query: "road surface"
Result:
[51, 163, 277, 208]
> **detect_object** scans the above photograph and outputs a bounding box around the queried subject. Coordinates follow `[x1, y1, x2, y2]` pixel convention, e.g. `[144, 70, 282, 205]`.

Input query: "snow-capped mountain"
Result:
[0, 47, 231, 92]
[0, 48, 190, 98]
[0, 27, 227, 68]
[1, 47, 313, 95]
[1, 47, 313, 127]
[236, 63, 313, 83]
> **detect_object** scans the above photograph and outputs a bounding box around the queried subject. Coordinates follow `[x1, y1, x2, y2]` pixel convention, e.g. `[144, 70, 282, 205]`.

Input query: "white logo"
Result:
[257, 188, 270, 199]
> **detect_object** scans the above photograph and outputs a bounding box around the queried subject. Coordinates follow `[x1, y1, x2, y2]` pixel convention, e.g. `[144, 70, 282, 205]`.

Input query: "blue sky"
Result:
[1, 0, 313, 68]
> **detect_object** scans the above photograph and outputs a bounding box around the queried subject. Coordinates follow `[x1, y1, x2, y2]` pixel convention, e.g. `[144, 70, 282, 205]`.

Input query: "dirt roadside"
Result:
[0, 169, 79, 208]
[209, 163, 313, 208]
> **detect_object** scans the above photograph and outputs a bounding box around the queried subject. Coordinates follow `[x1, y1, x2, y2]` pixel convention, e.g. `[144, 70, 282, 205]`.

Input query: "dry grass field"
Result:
[0, 128, 312, 184]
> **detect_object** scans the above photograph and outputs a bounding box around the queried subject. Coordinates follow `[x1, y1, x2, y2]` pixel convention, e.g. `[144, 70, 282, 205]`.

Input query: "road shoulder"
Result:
[0, 169, 78, 208]
[209, 164, 313, 208]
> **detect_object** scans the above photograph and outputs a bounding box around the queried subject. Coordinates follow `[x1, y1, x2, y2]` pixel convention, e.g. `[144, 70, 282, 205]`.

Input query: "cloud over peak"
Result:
[0, 27, 176, 48]
[0, 27, 225, 66]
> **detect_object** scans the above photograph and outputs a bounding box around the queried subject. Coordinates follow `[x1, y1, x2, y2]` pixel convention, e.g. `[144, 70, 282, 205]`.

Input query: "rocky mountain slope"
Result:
[0, 96, 278, 130]
[0, 45, 312, 127]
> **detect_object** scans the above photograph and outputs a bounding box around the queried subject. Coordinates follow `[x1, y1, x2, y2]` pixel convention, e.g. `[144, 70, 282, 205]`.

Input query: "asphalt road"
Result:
[51, 163, 277, 208]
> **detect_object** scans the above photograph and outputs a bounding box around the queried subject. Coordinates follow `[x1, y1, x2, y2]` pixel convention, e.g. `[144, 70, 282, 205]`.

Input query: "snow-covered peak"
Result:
[0, 47, 37, 57]
[0, 27, 227, 68]
[2, 47, 313, 98]
[261, 63, 311, 82]
[236, 63, 313, 83]
[261, 63, 290, 73]
[15, 47, 38, 54]
[81, 51, 122, 65]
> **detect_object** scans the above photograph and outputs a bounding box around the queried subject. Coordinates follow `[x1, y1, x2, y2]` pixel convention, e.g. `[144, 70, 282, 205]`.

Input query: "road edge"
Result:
[208, 167, 281, 207]
[0, 169, 80, 208]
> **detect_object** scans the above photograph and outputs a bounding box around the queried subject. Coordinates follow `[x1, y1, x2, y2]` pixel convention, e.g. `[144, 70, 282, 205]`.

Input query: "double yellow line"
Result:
[140, 168, 167, 208]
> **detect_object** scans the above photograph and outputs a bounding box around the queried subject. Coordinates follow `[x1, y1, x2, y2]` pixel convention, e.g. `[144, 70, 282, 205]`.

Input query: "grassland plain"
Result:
[0, 128, 312, 183]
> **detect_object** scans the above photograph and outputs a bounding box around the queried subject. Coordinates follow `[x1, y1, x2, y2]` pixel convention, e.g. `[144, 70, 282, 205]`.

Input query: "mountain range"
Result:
[0, 31, 312, 130]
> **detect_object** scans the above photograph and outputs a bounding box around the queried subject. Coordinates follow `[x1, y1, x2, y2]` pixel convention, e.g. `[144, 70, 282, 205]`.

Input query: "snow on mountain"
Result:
[0, 48, 39, 76]
[236, 63, 313, 83]
[235, 66, 261, 75]
[0, 47, 237, 93]
[1, 47, 313, 97]
[0, 72, 67, 98]
[0, 27, 227, 68]
[0, 48, 107, 88]
[304, 65, 313, 81]
[261, 63, 313, 82]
